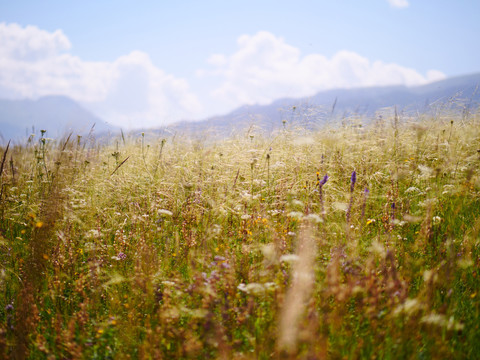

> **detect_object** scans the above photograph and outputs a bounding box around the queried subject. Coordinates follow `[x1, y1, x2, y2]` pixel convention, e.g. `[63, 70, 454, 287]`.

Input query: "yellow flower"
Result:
[35, 221, 43, 228]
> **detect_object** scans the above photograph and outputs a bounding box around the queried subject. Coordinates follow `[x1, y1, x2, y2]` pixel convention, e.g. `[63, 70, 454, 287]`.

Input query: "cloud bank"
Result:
[200, 31, 445, 109]
[0, 24, 445, 128]
[0, 23, 202, 128]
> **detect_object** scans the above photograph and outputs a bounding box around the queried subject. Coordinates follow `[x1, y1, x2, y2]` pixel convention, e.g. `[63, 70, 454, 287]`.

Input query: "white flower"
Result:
[393, 298, 424, 316]
[291, 199, 304, 207]
[304, 214, 323, 223]
[418, 165, 433, 178]
[420, 313, 464, 331]
[158, 209, 173, 216]
[287, 211, 304, 220]
[405, 186, 421, 194]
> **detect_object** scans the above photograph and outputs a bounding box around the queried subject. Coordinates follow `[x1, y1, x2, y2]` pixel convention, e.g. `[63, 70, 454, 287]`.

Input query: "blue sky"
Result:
[1, 0, 479, 128]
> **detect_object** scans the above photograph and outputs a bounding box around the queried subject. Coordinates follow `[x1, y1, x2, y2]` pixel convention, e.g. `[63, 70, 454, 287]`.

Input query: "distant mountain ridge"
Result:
[0, 95, 116, 141]
[168, 72, 480, 136]
[1, 73, 479, 142]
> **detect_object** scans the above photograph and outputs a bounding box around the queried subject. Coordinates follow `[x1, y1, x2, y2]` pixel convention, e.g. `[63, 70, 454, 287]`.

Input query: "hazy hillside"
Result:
[0, 95, 116, 141]
[1, 74, 479, 141]
[169, 73, 480, 136]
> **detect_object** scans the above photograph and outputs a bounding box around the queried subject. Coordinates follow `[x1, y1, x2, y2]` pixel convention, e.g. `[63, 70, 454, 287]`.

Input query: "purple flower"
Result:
[117, 252, 127, 260]
[350, 171, 357, 192]
[319, 174, 329, 187]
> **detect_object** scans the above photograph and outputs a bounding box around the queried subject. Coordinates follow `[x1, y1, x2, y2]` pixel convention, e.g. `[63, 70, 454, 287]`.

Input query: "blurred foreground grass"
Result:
[1, 110, 480, 359]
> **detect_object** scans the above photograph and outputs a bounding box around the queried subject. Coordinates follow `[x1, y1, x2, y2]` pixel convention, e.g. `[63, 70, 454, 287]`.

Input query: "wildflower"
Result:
[158, 209, 173, 216]
[405, 186, 421, 194]
[304, 213, 323, 223]
[318, 174, 329, 187]
[420, 313, 464, 332]
[35, 221, 43, 228]
[288, 211, 304, 220]
[264, 282, 277, 291]
[393, 298, 424, 316]
[237, 282, 266, 295]
[350, 171, 356, 192]
[291, 199, 304, 207]
[112, 252, 127, 261]
[237, 283, 247, 292]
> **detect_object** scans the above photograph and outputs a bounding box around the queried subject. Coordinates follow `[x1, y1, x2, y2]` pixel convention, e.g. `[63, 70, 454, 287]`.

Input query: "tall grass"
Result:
[0, 108, 480, 359]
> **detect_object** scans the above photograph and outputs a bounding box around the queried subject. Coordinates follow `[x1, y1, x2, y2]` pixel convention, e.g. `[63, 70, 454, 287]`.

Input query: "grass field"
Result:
[1, 108, 480, 359]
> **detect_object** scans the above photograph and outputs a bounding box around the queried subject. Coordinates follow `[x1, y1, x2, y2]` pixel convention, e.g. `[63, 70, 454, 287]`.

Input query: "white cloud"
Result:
[388, 0, 409, 9]
[0, 23, 202, 128]
[0, 22, 71, 61]
[0, 24, 446, 128]
[201, 31, 445, 109]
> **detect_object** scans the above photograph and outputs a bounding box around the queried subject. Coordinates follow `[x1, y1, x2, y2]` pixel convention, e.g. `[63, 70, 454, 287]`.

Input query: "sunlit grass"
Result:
[1, 109, 480, 358]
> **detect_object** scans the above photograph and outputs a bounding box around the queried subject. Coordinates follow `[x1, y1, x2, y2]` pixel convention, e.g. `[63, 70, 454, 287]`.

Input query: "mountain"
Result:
[0, 95, 117, 142]
[169, 73, 480, 136]
[1, 73, 479, 142]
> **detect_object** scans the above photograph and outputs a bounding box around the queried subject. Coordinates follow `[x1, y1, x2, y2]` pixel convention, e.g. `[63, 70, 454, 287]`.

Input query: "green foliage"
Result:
[0, 110, 480, 358]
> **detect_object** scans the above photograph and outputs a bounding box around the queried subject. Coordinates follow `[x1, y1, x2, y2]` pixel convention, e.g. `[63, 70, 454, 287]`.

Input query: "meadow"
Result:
[0, 107, 479, 359]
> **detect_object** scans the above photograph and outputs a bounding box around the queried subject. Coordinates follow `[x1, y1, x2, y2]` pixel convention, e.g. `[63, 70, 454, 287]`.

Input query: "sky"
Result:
[0, 0, 479, 129]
